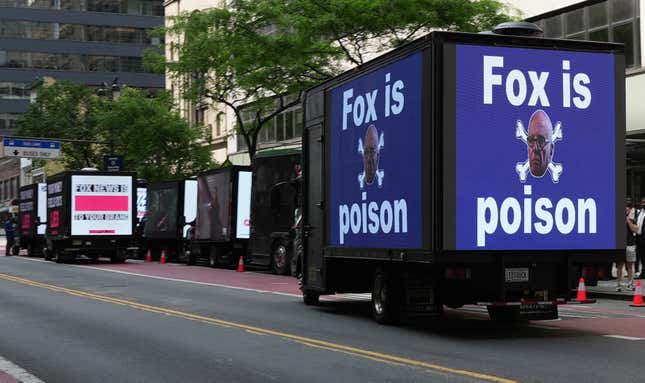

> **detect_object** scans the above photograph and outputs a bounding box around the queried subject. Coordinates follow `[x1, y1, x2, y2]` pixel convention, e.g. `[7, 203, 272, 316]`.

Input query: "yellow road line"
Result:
[0, 272, 518, 383]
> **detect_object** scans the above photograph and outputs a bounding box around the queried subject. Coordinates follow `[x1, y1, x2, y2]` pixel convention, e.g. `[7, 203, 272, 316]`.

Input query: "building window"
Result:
[237, 101, 303, 151]
[0, 0, 163, 16]
[0, 82, 28, 100]
[194, 106, 206, 126]
[0, 113, 20, 130]
[216, 112, 225, 138]
[532, 0, 641, 68]
[0, 50, 146, 72]
[11, 177, 17, 199]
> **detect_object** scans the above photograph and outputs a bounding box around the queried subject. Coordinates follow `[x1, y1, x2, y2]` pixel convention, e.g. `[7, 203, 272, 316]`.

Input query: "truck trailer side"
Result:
[301, 30, 624, 323]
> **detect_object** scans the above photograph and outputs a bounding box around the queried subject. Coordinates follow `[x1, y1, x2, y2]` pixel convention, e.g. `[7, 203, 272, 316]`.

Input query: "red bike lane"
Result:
[77, 260, 303, 296]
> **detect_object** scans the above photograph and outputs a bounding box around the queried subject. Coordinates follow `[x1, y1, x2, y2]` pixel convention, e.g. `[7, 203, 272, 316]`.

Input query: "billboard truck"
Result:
[45, 171, 136, 263]
[248, 149, 302, 275]
[301, 28, 624, 323]
[184, 166, 252, 268]
[143, 179, 197, 261]
[129, 182, 148, 259]
[18, 183, 47, 256]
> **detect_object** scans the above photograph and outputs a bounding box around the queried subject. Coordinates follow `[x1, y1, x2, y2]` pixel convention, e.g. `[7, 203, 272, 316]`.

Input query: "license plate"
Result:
[520, 303, 552, 312]
[505, 268, 529, 282]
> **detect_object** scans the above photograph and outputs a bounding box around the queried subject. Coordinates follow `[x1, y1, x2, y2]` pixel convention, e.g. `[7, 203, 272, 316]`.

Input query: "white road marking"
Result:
[77, 265, 305, 297]
[0, 355, 45, 383]
[603, 335, 645, 341]
[10, 257, 303, 297]
[559, 314, 606, 319]
[11, 257, 372, 301]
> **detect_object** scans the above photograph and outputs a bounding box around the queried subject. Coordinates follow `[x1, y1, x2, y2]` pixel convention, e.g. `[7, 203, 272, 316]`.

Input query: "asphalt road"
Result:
[0, 256, 644, 383]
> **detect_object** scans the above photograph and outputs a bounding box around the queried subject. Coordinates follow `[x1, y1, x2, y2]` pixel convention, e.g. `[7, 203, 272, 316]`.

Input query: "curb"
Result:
[0, 356, 44, 383]
[587, 291, 634, 301]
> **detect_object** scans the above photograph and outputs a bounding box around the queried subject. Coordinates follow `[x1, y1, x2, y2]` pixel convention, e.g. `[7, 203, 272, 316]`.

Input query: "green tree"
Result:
[17, 82, 214, 180]
[147, 0, 515, 163]
[17, 81, 102, 169]
[95, 88, 214, 181]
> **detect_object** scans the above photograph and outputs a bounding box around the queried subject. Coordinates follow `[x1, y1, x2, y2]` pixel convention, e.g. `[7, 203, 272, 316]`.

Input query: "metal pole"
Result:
[1, 135, 110, 146]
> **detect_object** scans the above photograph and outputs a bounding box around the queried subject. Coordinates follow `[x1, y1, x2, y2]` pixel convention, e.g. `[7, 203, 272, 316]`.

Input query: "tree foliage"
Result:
[147, 0, 515, 162]
[17, 81, 101, 169]
[17, 81, 214, 181]
[95, 88, 214, 181]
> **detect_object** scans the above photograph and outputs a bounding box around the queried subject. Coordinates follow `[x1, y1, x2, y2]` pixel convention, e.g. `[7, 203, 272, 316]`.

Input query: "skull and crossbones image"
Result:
[357, 124, 384, 189]
[515, 110, 563, 184]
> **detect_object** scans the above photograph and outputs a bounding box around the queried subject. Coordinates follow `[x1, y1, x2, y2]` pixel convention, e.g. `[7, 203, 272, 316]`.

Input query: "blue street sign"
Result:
[3, 138, 61, 159]
[104, 155, 124, 172]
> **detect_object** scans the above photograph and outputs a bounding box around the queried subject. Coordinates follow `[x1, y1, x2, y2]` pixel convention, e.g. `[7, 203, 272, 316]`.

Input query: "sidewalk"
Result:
[588, 278, 640, 301]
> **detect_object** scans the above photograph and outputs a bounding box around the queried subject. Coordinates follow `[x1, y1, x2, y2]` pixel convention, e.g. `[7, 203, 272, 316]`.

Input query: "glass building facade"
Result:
[529, 0, 641, 68]
[0, 0, 164, 135]
[0, 0, 162, 16]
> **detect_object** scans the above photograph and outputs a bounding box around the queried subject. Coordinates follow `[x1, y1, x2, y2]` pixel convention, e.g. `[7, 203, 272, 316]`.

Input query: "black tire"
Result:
[303, 290, 320, 306]
[487, 306, 520, 322]
[110, 250, 127, 264]
[185, 251, 195, 266]
[271, 240, 291, 275]
[208, 248, 218, 268]
[55, 251, 66, 264]
[371, 268, 401, 325]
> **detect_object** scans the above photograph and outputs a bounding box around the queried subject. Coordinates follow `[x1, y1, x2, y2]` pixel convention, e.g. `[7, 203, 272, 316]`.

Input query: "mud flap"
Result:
[401, 273, 442, 317]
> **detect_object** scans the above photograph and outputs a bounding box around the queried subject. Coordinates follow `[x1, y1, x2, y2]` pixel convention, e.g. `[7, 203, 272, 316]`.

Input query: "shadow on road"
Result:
[309, 299, 586, 340]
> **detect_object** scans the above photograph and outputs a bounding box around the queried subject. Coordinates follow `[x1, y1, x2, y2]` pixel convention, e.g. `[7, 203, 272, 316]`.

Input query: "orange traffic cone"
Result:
[575, 277, 587, 301]
[236, 255, 244, 272]
[631, 281, 644, 307]
[160, 250, 167, 264]
[145, 249, 152, 263]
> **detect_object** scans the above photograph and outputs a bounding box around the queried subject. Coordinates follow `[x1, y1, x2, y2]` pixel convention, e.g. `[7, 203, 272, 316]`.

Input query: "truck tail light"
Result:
[444, 267, 472, 280]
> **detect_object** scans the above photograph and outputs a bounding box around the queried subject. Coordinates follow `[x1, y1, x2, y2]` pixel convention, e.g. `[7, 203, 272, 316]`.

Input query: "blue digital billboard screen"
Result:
[329, 52, 423, 248]
[455, 44, 616, 250]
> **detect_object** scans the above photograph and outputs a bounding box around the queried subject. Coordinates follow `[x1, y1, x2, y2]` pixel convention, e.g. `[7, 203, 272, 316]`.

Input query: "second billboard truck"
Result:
[184, 166, 252, 267]
[301, 27, 624, 323]
[45, 171, 136, 263]
[144, 179, 197, 261]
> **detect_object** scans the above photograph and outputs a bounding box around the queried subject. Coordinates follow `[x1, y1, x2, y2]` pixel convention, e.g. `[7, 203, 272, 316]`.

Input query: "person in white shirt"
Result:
[635, 197, 645, 278]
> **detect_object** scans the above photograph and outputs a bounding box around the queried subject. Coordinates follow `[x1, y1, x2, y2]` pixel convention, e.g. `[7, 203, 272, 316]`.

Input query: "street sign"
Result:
[103, 155, 124, 172]
[3, 138, 61, 159]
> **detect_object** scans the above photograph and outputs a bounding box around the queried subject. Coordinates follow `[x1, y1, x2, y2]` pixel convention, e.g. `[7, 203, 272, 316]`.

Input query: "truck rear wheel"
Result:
[185, 250, 195, 266]
[55, 251, 68, 264]
[371, 268, 401, 325]
[208, 248, 218, 268]
[303, 290, 320, 306]
[110, 250, 127, 264]
[271, 240, 291, 275]
[487, 306, 520, 322]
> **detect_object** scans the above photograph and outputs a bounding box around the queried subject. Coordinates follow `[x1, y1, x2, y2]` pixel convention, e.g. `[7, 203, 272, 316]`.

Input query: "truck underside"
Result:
[184, 240, 247, 268]
[303, 253, 609, 323]
[46, 237, 130, 264]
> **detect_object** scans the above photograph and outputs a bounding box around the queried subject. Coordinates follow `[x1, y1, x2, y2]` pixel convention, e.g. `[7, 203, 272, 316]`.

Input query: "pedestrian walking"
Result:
[636, 197, 645, 278]
[621, 200, 638, 291]
[4, 217, 15, 257]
